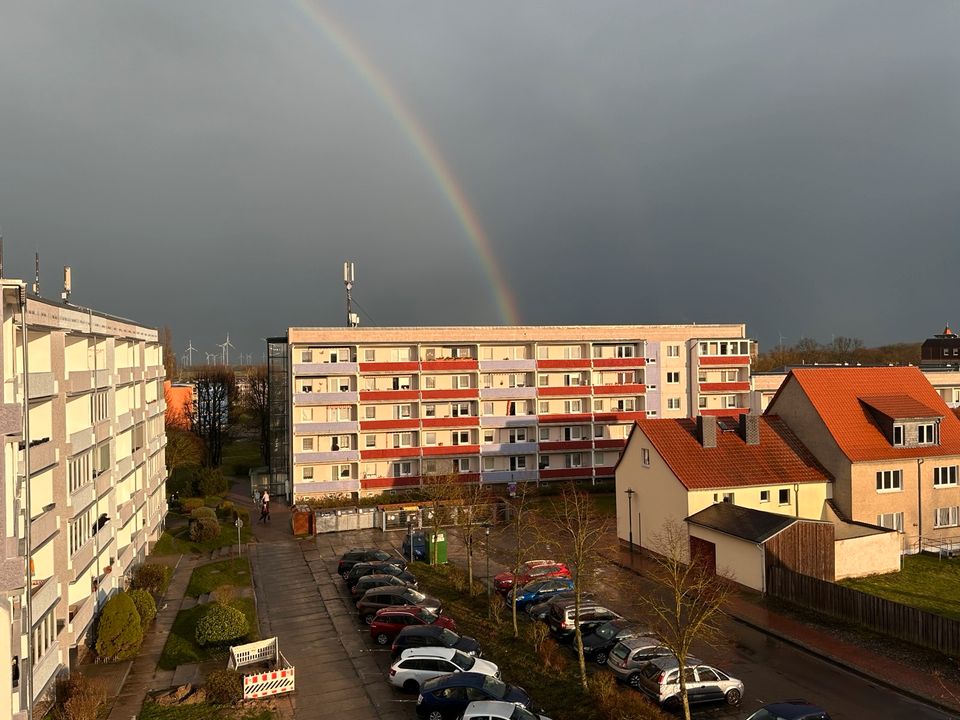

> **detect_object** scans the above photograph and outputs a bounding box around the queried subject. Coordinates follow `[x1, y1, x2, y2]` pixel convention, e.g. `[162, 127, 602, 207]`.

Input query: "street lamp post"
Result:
[485, 525, 491, 611]
[407, 521, 414, 564]
[625, 488, 636, 557]
[235, 517, 243, 557]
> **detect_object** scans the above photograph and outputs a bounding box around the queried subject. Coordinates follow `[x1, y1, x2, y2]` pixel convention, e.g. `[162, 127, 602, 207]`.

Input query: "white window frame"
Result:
[393, 461, 413, 477]
[365, 434, 376, 448]
[302, 466, 314, 480]
[666, 372, 680, 384]
[300, 407, 314, 421]
[666, 345, 680, 357]
[934, 466, 959, 487]
[564, 399, 582, 414]
[482, 430, 494, 444]
[423, 376, 436, 389]
[332, 464, 351, 480]
[509, 456, 526, 471]
[424, 404, 436, 418]
[642, 448, 650, 467]
[425, 432, 437, 445]
[301, 437, 314, 451]
[667, 397, 681, 410]
[482, 402, 494, 415]
[364, 348, 375, 362]
[565, 453, 582, 468]
[452, 402, 471, 417]
[301, 349, 313, 363]
[593, 399, 604, 411]
[876, 469, 903, 492]
[539, 427, 550, 441]
[918, 423, 938, 445]
[539, 401, 550, 414]
[760, 489, 770, 503]
[934, 506, 959, 528]
[364, 406, 376, 419]
[483, 456, 495, 471]
[877, 512, 904, 533]
[778, 488, 790, 506]
[564, 346, 583, 359]
[893, 424, 904, 446]
[615, 344, 634, 358]
[453, 374, 471, 389]
[454, 458, 470, 472]
[394, 404, 412, 419]
[453, 430, 471, 445]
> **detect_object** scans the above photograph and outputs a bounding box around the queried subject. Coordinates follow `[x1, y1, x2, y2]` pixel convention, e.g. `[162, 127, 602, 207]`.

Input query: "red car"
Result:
[369, 606, 457, 646]
[494, 560, 571, 594]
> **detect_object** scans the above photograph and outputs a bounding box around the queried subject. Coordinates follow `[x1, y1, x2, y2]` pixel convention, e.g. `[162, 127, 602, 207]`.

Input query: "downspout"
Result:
[19, 285, 34, 720]
[917, 458, 924, 554]
[759, 543, 766, 595]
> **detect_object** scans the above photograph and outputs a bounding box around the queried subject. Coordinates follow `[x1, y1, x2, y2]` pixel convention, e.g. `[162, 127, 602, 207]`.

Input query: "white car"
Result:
[388, 647, 499, 693]
[462, 700, 553, 720]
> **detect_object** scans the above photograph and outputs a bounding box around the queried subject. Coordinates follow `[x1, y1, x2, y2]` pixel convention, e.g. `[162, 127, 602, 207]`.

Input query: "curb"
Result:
[607, 556, 960, 719]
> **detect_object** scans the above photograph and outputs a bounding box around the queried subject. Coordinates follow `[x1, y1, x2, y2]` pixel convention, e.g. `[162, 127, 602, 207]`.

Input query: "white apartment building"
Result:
[0, 281, 167, 718]
[268, 325, 752, 499]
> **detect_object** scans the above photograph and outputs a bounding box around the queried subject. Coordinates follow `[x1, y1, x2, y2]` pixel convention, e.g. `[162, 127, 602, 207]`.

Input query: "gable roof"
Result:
[686, 502, 800, 543]
[632, 415, 832, 490]
[769, 367, 960, 462]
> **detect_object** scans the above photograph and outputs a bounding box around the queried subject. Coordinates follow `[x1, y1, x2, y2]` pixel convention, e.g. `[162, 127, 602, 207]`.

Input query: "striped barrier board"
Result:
[242, 667, 295, 699]
[229, 637, 296, 700]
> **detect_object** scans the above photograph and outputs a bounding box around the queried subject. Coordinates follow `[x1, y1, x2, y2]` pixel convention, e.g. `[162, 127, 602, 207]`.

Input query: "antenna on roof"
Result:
[32, 251, 40, 296]
[343, 261, 359, 328]
[61, 266, 72, 304]
[0, 231, 4, 279]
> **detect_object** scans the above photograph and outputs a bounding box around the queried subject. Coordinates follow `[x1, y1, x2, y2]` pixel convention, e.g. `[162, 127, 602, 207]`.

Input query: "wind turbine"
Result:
[220, 333, 235, 366]
[185, 340, 197, 366]
[205, 352, 215, 365]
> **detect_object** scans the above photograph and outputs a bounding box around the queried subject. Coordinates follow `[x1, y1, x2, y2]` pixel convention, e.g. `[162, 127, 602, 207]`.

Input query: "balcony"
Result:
[699, 355, 750, 367]
[479, 386, 537, 400]
[479, 415, 538, 428]
[31, 506, 59, 548]
[592, 357, 646, 368]
[116, 367, 134, 384]
[419, 388, 478, 401]
[360, 389, 418, 402]
[20, 439, 57, 474]
[594, 438, 627, 449]
[296, 478, 359, 495]
[30, 575, 59, 619]
[478, 359, 537, 372]
[539, 440, 593, 452]
[293, 420, 358, 434]
[421, 359, 478, 371]
[536, 358, 591, 370]
[698, 381, 751, 393]
[31, 640, 61, 700]
[118, 542, 134, 572]
[294, 361, 358, 375]
[358, 361, 419, 373]
[117, 455, 134, 478]
[537, 386, 591, 398]
[481, 469, 538, 483]
[294, 391, 358, 406]
[593, 383, 646, 395]
[146, 365, 163, 380]
[95, 468, 113, 497]
[479, 441, 538, 455]
[134, 527, 146, 549]
[70, 539, 96, 582]
[67, 370, 93, 394]
[592, 411, 646, 423]
[69, 482, 96, 513]
[422, 444, 479, 457]
[68, 428, 95, 455]
[421, 416, 478, 428]
[117, 411, 133, 432]
[359, 419, 419, 431]
[119, 500, 135, 526]
[539, 467, 593, 480]
[146, 400, 161, 418]
[294, 450, 359, 464]
[94, 417, 111, 443]
[69, 595, 95, 637]
[133, 488, 146, 509]
[27, 371, 56, 399]
[361, 447, 420, 460]
[538, 413, 593, 424]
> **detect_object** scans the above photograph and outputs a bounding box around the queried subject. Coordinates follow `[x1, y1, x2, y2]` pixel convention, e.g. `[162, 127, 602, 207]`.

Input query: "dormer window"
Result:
[893, 425, 904, 446]
[918, 423, 938, 445]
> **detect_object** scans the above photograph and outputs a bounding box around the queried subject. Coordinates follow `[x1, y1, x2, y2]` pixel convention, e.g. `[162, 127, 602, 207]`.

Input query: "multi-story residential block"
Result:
[266, 325, 752, 499]
[0, 281, 167, 718]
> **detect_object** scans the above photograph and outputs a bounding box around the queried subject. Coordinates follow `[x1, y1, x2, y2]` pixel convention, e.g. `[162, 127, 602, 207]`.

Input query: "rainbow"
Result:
[290, 1, 521, 325]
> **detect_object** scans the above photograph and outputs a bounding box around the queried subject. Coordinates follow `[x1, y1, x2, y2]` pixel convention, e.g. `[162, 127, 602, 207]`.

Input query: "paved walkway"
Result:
[611, 546, 960, 716]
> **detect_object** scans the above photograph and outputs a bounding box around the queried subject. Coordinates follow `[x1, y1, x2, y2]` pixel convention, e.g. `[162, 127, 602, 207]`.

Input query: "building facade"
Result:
[268, 324, 753, 499]
[0, 281, 167, 718]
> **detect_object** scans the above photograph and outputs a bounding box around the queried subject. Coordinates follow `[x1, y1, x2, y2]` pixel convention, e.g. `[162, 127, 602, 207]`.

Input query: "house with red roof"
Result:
[766, 366, 960, 553]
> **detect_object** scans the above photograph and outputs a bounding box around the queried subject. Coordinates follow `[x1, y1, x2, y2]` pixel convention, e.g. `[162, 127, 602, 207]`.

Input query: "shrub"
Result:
[588, 672, 664, 720]
[233, 507, 250, 526]
[95, 592, 143, 661]
[181, 497, 204, 513]
[205, 669, 243, 704]
[131, 563, 172, 595]
[197, 468, 228, 497]
[216, 500, 235, 518]
[211, 585, 236, 605]
[190, 516, 220, 542]
[128, 589, 157, 629]
[195, 603, 249, 647]
[190, 506, 217, 521]
[53, 674, 106, 720]
[166, 467, 197, 500]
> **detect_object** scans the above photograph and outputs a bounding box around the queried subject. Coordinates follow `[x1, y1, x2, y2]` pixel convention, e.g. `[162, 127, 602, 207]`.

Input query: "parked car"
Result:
[346, 561, 417, 589]
[506, 577, 575, 611]
[402, 531, 428, 561]
[746, 701, 832, 720]
[391, 625, 481, 659]
[338, 548, 406, 578]
[494, 560, 570, 594]
[547, 598, 620, 640]
[351, 573, 417, 600]
[578, 619, 652, 666]
[416, 672, 532, 720]
[462, 700, 553, 720]
[389, 647, 499, 693]
[636, 656, 743, 710]
[370, 607, 456, 646]
[606, 638, 674, 687]
[525, 590, 595, 622]
[357, 586, 442, 624]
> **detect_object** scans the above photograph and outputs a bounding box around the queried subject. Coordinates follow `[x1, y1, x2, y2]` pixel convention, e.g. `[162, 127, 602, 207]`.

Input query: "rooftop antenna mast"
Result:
[61, 266, 72, 304]
[32, 251, 40, 296]
[344, 261, 359, 328]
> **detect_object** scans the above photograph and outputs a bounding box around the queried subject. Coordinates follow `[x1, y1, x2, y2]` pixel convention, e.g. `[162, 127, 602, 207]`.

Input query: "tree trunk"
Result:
[680, 671, 691, 720]
[466, 538, 474, 594]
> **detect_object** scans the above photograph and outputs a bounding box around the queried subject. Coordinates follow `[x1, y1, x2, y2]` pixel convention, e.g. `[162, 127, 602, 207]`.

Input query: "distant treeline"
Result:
[753, 337, 921, 373]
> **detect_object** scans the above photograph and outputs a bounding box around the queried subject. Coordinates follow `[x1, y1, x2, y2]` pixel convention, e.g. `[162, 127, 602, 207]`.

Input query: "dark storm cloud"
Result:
[1, 1, 958, 360]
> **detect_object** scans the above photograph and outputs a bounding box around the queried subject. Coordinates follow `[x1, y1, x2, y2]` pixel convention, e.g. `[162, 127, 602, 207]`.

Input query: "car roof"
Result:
[644, 654, 703, 670]
[374, 607, 421, 618]
[425, 671, 491, 690]
[760, 701, 830, 718]
[397, 624, 444, 637]
[399, 646, 458, 660]
[464, 700, 520, 715]
[619, 636, 665, 650]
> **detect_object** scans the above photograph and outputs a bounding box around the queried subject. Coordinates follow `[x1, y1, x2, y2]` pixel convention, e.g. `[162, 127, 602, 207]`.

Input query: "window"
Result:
[614, 399, 635, 411]
[452, 402, 471, 417]
[595, 452, 606, 466]
[877, 512, 904, 533]
[564, 399, 582, 414]
[300, 407, 314, 421]
[565, 453, 582, 468]
[935, 506, 959, 528]
[593, 399, 604, 411]
[563, 426, 582, 441]
[723, 370, 739, 382]
[392, 432, 414, 448]
[425, 432, 437, 445]
[876, 470, 902, 492]
[423, 460, 438, 474]
[616, 371, 634, 384]
[667, 398, 680, 410]
[642, 448, 650, 467]
[365, 435, 376, 448]
[538, 374, 549, 387]
[893, 425, 904, 446]
[303, 466, 314, 480]
[453, 431, 470, 446]
[301, 350, 313, 363]
[698, 397, 708, 409]
[482, 430, 494, 444]
[509, 456, 526, 471]
[454, 458, 470, 472]
[424, 404, 436, 418]
[666, 372, 680, 384]
[698, 370, 708, 382]
[331, 435, 351, 450]
[539, 401, 550, 414]
[393, 462, 413, 477]
[509, 373, 527, 387]
[760, 490, 770, 503]
[594, 425, 604, 438]
[508, 428, 527, 443]
[453, 374, 471, 389]
[538, 427, 550, 441]
[666, 345, 680, 357]
[616, 344, 634, 358]
[565, 346, 583, 359]
[331, 464, 351, 481]
[301, 437, 314, 451]
[722, 492, 735, 503]
[394, 404, 411, 419]
[918, 423, 938, 445]
[725, 395, 738, 408]
[423, 376, 436, 389]
[483, 457, 495, 471]
[778, 488, 790, 505]
[537, 345, 549, 359]
[392, 376, 411, 390]
[934, 466, 959, 487]
[299, 382, 313, 393]
[482, 402, 494, 416]
[364, 406, 376, 419]
[392, 347, 411, 361]
[564, 373, 582, 386]
[364, 348, 375, 362]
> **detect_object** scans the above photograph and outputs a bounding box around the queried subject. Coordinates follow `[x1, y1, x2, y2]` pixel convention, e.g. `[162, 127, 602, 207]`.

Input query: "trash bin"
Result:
[357, 506, 376, 529]
[426, 531, 447, 565]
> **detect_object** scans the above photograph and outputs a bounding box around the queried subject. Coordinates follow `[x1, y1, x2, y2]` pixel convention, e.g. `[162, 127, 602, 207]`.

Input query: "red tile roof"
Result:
[859, 395, 941, 422]
[633, 416, 832, 490]
[773, 367, 960, 462]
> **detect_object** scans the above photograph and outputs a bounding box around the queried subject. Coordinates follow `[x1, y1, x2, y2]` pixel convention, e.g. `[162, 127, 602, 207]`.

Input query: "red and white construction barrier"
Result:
[228, 637, 296, 700]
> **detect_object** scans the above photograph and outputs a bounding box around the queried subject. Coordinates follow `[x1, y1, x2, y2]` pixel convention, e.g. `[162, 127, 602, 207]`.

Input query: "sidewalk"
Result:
[611, 546, 960, 716]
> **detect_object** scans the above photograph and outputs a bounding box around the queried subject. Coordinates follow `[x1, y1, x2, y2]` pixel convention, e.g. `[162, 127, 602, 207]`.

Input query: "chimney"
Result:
[697, 415, 717, 448]
[739, 413, 760, 445]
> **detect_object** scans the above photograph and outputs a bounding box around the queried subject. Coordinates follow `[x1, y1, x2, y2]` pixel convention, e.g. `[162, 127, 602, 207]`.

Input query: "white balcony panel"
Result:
[480, 441, 538, 455]
[27, 372, 56, 399]
[30, 576, 59, 619]
[31, 507, 59, 547]
[294, 391, 358, 406]
[479, 387, 537, 400]
[479, 415, 538, 429]
[95, 469, 113, 497]
[294, 450, 359, 464]
[293, 421, 359, 434]
[31, 640, 61, 700]
[69, 482, 96, 513]
[68, 428, 95, 455]
[294, 361, 358, 375]
[295, 479, 359, 494]
[481, 470, 538, 483]
[478, 359, 537, 372]
[69, 596, 94, 636]
[70, 540, 96, 581]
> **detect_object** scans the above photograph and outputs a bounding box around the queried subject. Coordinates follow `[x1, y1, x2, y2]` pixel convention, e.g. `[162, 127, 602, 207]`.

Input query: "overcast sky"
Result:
[1, 1, 959, 363]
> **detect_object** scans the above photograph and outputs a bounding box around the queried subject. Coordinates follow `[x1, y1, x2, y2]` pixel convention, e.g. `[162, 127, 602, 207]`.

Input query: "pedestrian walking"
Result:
[254, 488, 261, 507]
[259, 497, 270, 524]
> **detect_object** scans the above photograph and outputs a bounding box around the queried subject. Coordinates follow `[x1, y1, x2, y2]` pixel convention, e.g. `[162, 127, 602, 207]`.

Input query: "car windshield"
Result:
[371, 550, 391, 561]
[416, 609, 438, 623]
[481, 675, 508, 699]
[593, 621, 619, 640]
[610, 643, 630, 662]
[438, 628, 459, 645]
[449, 651, 474, 671]
[403, 589, 426, 602]
[640, 663, 662, 680]
[745, 712, 781, 720]
[511, 706, 539, 720]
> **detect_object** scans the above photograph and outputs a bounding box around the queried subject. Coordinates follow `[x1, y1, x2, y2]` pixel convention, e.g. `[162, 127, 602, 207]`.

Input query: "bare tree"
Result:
[187, 365, 237, 468]
[540, 483, 612, 689]
[159, 325, 177, 380]
[504, 481, 535, 638]
[638, 519, 733, 720]
[244, 364, 269, 464]
[454, 481, 493, 594]
[420, 464, 464, 565]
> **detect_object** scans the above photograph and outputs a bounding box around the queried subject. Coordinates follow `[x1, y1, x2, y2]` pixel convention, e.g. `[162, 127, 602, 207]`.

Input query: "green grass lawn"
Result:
[840, 553, 960, 620]
[158, 597, 259, 670]
[153, 518, 253, 556]
[140, 700, 275, 720]
[186, 557, 251, 597]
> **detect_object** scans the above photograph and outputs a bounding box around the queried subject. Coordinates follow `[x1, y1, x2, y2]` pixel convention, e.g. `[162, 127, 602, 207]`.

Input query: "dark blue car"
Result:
[746, 701, 832, 720]
[506, 577, 575, 611]
[416, 672, 531, 720]
[402, 531, 428, 561]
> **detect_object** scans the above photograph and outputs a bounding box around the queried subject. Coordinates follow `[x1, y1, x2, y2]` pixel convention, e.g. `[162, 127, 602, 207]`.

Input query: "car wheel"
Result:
[402, 679, 419, 693]
[363, 614, 374, 626]
[725, 688, 742, 706]
[663, 696, 681, 711]
[593, 651, 608, 666]
[427, 711, 444, 720]
[627, 673, 641, 689]
[341, 571, 350, 580]
[375, 633, 389, 645]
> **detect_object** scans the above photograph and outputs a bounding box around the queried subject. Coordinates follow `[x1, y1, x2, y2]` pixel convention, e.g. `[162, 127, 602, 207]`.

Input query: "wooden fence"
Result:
[766, 566, 960, 657]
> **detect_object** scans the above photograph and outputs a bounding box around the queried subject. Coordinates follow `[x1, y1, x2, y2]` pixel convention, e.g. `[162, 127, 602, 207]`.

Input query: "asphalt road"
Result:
[319, 528, 956, 720]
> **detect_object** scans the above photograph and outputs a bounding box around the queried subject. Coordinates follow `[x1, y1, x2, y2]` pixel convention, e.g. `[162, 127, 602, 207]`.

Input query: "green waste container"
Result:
[427, 531, 448, 565]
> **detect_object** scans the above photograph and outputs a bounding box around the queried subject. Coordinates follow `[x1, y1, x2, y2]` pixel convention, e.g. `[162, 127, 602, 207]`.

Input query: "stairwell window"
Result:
[876, 470, 902, 492]
[666, 372, 680, 384]
[934, 466, 959, 487]
[667, 398, 680, 410]
[934, 506, 959, 528]
[877, 512, 904, 532]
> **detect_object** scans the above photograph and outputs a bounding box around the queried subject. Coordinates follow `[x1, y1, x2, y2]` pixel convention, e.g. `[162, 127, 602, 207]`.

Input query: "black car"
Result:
[338, 548, 406, 578]
[416, 672, 532, 720]
[346, 561, 417, 589]
[391, 625, 481, 659]
[356, 586, 442, 624]
[525, 590, 595, 622]
[578, 619, 652, 665]
[351, 573, 417, 600]
[746, 701, 832, 720]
